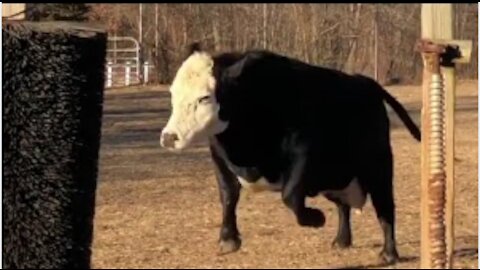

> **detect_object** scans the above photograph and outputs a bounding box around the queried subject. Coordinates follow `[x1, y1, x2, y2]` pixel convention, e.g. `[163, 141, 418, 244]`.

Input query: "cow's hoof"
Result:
[298, 208, 326, 228]
[331, 237, 352, 249]
[218, 238, 241, 255]
[379, 249, 399, 265]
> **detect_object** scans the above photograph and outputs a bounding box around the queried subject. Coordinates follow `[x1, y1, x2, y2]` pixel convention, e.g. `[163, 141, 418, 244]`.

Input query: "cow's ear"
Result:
[216, 54, 261, 122]
[188, 42, 202, 54]
[222, 53, 260, 81]
[182, 42, 202, 61]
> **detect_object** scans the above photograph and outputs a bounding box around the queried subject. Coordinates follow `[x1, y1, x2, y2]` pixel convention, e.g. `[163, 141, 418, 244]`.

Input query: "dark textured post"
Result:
[3, 21, 107, 269]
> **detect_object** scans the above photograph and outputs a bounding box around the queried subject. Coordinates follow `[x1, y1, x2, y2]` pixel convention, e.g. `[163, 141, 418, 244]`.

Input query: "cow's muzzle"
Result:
[160, 132, 179, 148]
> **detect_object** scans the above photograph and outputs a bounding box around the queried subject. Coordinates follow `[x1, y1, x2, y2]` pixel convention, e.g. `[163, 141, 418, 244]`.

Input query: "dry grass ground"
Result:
[92, 81, 478, 269]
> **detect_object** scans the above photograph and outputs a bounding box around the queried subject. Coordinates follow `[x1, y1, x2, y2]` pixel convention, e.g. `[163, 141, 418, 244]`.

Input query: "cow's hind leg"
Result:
[361, 151, 399, 264]
[325, 195, 352, 249]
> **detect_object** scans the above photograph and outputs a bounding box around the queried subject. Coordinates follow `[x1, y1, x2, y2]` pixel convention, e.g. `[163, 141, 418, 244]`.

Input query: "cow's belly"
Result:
[321, 178, 367, 211]
[237, 176, 282, 192]
[225, 161, 282, 193]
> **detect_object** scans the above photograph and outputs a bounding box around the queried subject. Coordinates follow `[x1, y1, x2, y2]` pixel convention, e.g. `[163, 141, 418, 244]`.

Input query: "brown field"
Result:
[92, 81, 478, 269]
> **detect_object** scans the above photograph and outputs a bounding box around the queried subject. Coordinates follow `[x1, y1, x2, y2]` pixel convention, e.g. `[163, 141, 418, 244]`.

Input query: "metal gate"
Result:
[105, 36, 141, 87]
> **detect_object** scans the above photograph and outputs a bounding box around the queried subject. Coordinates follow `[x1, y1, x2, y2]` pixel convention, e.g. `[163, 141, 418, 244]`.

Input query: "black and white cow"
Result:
[160, 43, 421, 264]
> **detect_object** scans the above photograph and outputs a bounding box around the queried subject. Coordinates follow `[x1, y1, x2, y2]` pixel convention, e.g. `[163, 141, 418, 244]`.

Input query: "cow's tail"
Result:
[356, 74, 421, 141]
[379, 85, 421, 142]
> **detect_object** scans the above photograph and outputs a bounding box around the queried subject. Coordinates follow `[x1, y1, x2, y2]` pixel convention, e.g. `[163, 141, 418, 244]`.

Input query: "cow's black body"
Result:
[195, 49, 420, 264]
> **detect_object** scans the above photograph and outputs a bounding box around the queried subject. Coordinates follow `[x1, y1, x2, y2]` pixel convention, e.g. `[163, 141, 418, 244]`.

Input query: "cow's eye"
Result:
[198, 95, 211, 104]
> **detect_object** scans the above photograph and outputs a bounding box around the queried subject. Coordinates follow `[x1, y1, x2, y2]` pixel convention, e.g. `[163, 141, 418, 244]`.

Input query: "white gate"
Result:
[105, 36, 141, 88]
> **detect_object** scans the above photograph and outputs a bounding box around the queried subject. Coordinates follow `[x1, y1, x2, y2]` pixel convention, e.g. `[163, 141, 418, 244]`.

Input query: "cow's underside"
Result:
[209, 130, 385, 207]
[212, 124, 393, 208]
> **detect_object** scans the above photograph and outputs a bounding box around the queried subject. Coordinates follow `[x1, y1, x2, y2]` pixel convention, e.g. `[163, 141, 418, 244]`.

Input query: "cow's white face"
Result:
[160, 52, 228, 150]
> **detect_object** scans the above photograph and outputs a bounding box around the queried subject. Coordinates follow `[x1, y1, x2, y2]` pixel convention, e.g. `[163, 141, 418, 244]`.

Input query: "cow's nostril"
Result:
[162, 132, 179, 148]
[167, 133, 178, 142]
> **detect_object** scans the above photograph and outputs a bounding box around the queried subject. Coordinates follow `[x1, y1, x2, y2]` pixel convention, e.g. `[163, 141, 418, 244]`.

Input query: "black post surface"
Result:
[3, 21, 107, 269]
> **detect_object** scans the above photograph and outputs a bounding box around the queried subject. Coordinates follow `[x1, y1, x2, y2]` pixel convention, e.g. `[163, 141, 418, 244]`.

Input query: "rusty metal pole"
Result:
[418, 40, 447, 269]
[427, 54, 447, 269]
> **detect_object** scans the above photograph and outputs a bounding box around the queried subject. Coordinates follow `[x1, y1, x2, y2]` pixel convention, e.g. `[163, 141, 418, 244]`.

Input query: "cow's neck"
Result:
[212, 118, 282, 167]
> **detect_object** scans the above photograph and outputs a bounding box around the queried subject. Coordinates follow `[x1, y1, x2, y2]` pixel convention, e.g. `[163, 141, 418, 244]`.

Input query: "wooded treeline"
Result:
[35, 3, 479, 85]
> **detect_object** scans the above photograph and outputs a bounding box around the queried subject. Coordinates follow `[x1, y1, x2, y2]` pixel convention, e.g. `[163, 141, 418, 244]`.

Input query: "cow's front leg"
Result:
[210, 146, 242, 254]
[217, 177, 241, 254]
[282, 156, 325, 228]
